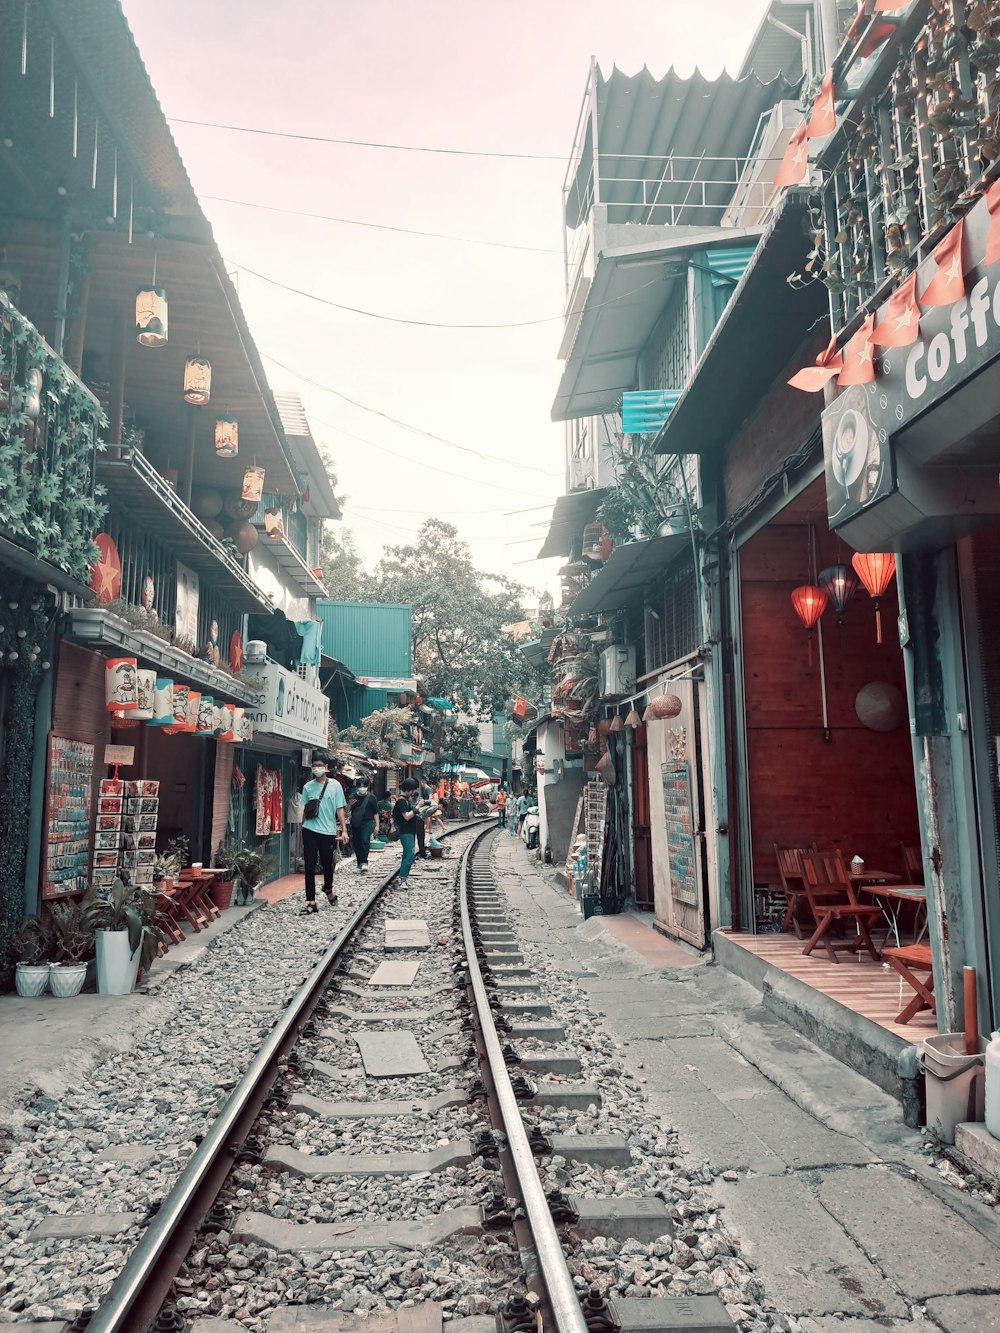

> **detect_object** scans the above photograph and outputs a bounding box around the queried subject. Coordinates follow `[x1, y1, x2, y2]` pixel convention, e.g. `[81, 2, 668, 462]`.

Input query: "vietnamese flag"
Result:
[874, 0, 911, 9]
[858, 20, 896, 58]
[919, 218, 966, 307]
[806, 71, 836, 139]
[984, 177, 1000, 268]
[872, 272, 920, 346]
[774, 119, 809, 189]
[788, 336, 843, 392]
[838, 314, 876, 386]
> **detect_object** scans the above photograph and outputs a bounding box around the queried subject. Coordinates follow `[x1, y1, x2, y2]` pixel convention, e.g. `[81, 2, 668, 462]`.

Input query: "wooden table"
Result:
[858, 883, 928, 948]
[882, 943, 935, 1023]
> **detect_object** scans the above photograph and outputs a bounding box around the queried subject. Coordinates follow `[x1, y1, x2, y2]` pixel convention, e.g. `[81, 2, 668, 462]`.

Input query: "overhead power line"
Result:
[263, 352, 562, 479]
[239, 262, 666, 332]
[169, 116, 564, 161]
[202, 194, 561, 255]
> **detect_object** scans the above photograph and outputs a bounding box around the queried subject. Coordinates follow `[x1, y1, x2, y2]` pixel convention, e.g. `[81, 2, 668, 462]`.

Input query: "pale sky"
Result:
[121, 0, 771, 600]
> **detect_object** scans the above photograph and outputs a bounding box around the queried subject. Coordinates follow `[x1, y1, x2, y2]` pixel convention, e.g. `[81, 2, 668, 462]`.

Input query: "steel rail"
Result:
[459, 832, 590, 1333]
[88, 819, 486, 1333]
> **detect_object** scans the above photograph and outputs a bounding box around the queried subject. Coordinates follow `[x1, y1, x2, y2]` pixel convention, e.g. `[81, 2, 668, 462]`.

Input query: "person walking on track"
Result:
[299, 756, 347, 914]
[393, 777, 420, 886]
[349, 778, 380, 874]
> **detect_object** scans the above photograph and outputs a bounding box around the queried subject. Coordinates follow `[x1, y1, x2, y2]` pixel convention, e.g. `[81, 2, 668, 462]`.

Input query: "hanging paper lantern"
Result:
[230, 706, 244, 742]
[609, 713, 625, 733]
[105, 657, 139, 711]
[196, 694, 215, 734]
[224, 492, 256, 520]
[133, 669, 156, 721]
[227, 519, 259, 554]
[183, 355, 212, 405]
[140, 574, 155, 611]
[264, 507, 285, 540]
[596, 718, 614, 737]
[149, 678, 174, 726]
[191, 488, 224, 520]
[851, 552, 896, 644]
[642, 693, 683, 722]
[625, 706, 642, 728]
[237, 709, 254, 743]
[818, 564, 858, 619]
[162, 683, 189, 735]
[185, 690, 202, 734]
[135, 285, 168, 347]
[204, 518, 225, 539]
[791, 584, 829, 665]
[218, 705, 237, 742]
[241, 465, 265, 503]
[214, 416, 238, 457]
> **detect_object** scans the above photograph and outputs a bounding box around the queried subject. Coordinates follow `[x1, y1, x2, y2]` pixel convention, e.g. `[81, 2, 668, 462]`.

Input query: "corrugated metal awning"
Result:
[537, 489, 607, 560]
[567, 533, 689, 618]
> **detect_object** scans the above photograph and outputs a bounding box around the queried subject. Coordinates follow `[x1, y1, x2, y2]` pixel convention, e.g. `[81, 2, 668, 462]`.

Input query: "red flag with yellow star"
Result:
[872, 272, 920, 347]
[838, 314, 876, 386]
[874, 0, 911, 9]
[774, 119, 809, 190]
[919, 219, 966, 307]
[984, 178, 1000, 268]
[806, 72, 836, 139]
[788, 336, 843, 392]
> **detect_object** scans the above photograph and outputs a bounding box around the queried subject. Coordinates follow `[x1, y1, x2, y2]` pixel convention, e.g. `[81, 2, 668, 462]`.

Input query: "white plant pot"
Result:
[48, 962, 88, 998]
[15, 963, 50, 997]
[95, 929, 140, 995]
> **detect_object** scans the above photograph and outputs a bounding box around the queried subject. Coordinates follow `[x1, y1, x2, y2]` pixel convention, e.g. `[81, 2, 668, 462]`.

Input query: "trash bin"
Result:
[459, 798, 471, 819]
[919, 1033, 985, 1144]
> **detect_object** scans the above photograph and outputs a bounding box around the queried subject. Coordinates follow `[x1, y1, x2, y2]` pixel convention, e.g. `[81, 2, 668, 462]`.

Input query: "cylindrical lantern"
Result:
[133, 669, 156, 721]
[196, 694, 215, 734]
[135, 285, 168, 347]
[237, 709, 254, 744]
[230, 706, 244, 743]
[264, 507, 285, 540]
[183, 355, 212, 405]
[851, 552, 897, 644]
[791, 584, 828, 664]
[241, 465, 265, 503]
[163, 683, 189, 735]
[227, 519, 258, 554]
[214, 416, 238, 457]
[149, 678, 174, 726]
[105, 657, 139, 711]
[219, 705, 236, 741]
[185, 690, 202, 734]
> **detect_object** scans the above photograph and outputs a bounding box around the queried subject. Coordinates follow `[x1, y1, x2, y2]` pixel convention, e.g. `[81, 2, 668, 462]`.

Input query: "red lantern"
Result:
[851, 552, 896, 644]
[791, 585, 828, 666]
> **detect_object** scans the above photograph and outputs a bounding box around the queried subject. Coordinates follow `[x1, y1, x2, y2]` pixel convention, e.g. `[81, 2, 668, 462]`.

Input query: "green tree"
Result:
[319, 526, 374, 602]
[368, 519, 538, 719]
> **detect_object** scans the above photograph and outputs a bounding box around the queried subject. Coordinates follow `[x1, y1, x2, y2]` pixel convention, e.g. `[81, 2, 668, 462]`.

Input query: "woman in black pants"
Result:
[349, 780, 380, 874]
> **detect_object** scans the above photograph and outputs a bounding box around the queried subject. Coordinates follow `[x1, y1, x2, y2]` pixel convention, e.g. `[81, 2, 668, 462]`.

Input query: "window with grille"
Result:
[645, 553, 699, 672]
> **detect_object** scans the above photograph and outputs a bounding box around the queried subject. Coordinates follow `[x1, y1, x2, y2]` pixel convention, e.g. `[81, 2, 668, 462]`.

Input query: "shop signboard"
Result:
[242, 661, 329, 747]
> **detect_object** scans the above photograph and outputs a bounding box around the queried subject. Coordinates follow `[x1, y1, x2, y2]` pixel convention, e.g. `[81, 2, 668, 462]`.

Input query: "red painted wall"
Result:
[740, 524, 920, 887]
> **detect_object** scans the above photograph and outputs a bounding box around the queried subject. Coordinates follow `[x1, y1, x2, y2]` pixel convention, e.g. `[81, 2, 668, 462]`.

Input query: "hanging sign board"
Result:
[104, 744, 135, 766]
[242, 661, 330, 747]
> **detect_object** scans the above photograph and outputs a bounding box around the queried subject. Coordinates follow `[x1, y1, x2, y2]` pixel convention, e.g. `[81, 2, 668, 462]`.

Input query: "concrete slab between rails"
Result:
[234, 1206, 484, 1253]
[573, 1195, 672, 1242]
[321, 1003, 452, 1028]
[265, 1307, 495, 1333]
[357, 1031, 430, 1077]
[510, 1021, 566, 1043]
[484, 952, 523, 964]
[368, 961, 421, 987]
[518, 1050, 583, 1075]
[713, 928, 918, 1110]
[29, 1210, 142, 1239]
[489, 964, 533, 978]
[529, 1081, 601, 1109]
[290, 1088, 467, 1120]
[616, 1295, 736, 1332]
[493, 978, 541, 992]
[501, 999, 552, 1018]
[264, 1139, 475, 1177]
[551, 1132, 631, 1166]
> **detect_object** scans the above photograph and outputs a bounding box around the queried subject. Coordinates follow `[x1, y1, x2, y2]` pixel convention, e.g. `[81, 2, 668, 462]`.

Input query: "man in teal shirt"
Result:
[300, 757, 348, 914]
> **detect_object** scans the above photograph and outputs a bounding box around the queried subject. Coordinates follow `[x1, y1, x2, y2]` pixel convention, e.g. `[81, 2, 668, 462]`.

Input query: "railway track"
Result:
[82, 823, 738, 1333]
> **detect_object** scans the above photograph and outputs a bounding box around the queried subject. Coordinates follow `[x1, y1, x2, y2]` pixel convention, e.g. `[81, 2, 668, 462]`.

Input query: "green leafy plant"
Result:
[81, 878, 162, 976]
[48, 899, 95, 964]
[597, 433, 685, 541]
[12, 915, 52, 966]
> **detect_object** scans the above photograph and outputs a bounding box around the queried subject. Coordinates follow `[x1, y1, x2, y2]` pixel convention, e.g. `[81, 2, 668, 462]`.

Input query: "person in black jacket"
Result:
[349, 779, 380, 874]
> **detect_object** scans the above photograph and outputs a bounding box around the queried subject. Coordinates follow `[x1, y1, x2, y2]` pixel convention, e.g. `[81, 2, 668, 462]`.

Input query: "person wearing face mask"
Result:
[348, 778, 380, 874]
[299, 756, 348, 914]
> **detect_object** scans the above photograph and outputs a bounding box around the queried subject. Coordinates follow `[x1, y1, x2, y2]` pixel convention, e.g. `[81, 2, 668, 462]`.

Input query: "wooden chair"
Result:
[901, 844, 925, 884]
[773, 844, 817, 939]
[882, 943, 935, 1023]
[799, 851, 882, 964]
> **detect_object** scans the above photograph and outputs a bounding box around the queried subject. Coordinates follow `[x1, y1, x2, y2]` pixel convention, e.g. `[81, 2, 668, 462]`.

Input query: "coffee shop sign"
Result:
[242, 662, 329, 747]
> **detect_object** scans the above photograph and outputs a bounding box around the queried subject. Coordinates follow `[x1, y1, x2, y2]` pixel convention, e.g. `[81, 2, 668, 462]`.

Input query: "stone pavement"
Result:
[492, 833, 1000, 1332]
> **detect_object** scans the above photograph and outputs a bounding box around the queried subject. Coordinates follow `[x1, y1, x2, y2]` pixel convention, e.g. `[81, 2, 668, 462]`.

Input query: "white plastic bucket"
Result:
[920, 1033, 985, 1144]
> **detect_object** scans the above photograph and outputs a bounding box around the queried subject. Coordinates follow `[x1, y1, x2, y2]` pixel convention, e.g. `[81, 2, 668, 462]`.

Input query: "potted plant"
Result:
[229, 846, 274, 905]
[48, 899, 94, 998]
[211, 842, 241, 910]
[13, 916, 52, 996]
[82, 878, 162, 995]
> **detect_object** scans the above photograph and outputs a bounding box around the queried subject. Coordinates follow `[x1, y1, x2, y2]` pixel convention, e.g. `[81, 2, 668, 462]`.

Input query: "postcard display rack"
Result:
[43, 736, 96, 899]
[93, 779, 160, 890]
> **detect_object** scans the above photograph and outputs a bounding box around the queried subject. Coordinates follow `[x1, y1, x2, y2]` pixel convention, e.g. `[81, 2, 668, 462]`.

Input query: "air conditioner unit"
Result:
[569, 458, 594, 491]
[722, 100, 806, 229]
[598, 645, 636, 699]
